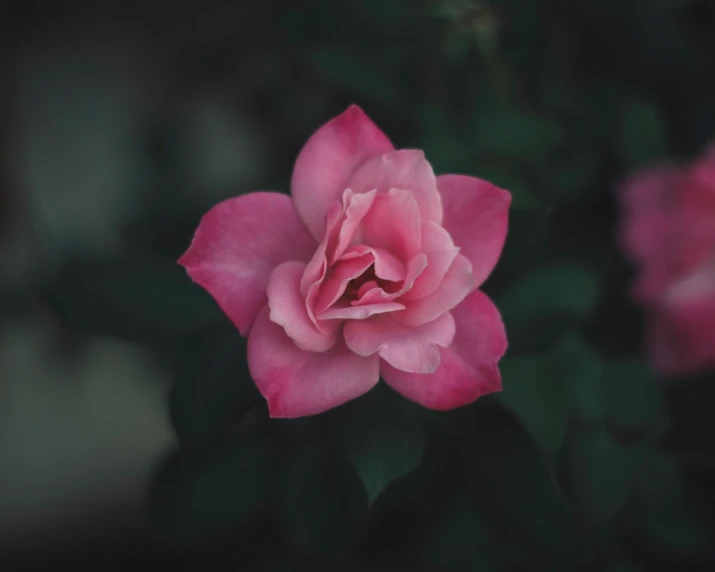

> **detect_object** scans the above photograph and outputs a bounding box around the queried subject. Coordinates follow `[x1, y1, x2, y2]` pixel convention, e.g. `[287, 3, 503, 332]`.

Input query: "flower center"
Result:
[343, 263, 400, 301]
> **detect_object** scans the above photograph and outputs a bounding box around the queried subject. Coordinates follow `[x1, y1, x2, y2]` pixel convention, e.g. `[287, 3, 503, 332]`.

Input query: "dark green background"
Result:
[3, 0, 715, 570]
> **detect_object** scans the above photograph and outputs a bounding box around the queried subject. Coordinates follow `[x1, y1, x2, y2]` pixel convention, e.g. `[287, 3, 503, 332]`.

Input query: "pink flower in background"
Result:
[180, 105, 510, 417]
[619, 145, 715, 375]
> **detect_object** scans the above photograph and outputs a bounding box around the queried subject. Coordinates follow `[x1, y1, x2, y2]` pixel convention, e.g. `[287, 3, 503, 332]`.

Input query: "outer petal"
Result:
[267, 261, 340, 352]
[344, 312, 455, 374]
[248, 306, 380, 418]
[348, 150, 443, 224]
[179, 192, 316, 337]
[438, 175, 511, 287]
[382, 289, 507, 410]
[396, 254, 475, 327]
[291, 105, 394, 240]
[403, 220, 459, 300]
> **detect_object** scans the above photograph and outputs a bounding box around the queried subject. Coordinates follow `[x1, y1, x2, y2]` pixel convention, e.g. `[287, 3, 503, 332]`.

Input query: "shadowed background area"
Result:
[1, 0, 715, 570]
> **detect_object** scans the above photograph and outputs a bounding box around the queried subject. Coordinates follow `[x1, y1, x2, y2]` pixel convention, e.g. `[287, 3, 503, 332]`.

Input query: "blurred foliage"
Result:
[4, 0, 715, 569]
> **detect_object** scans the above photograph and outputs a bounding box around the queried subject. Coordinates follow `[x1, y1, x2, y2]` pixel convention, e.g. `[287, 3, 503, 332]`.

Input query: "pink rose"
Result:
[179, 105, 510, 417]
[618, 145, 715, 375]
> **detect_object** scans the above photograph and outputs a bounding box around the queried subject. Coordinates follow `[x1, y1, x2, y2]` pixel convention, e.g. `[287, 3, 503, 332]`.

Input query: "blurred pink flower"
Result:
[180, 105, 510, 417]
[619, 145, 715, 375]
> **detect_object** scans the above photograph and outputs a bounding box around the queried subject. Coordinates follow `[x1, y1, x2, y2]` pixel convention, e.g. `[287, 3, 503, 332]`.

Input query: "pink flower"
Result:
[619, 145, 715, 375]
[179, 105, 510, 417]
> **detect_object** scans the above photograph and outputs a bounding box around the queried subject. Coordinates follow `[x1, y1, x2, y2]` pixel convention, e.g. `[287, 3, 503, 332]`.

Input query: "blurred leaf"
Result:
[463, 403, 591, 567]
[614, 96, 670, 168]
[169, 329, 261, 444]
[374, 438, 447, 508]
[44, 254, 222, 344]
[535, 142, 602, 203]
[549, 331, 605, 422]
[626, 444, 708, 556]
[336, 386, 425, 505]
[148, 437, 274, 545]
[419, 103, 493, 174]
[648, 0, 699, 12]
[498, 264, 600, 334]
[496, 267, 600, 355]
[441, 30, 471, 61]
[474, 166, 539, 210]
[602, 359, 669, 435]
[483, 205, 553, 295]
[499, 356, 568, 452]
[569, 427, 632, 527]
[470, 106, 566, 163]
[427, 494, 496, 571]
[303, 49, 406, 113]
[278, 444, 367, 556]
[603, 555, 643, 572]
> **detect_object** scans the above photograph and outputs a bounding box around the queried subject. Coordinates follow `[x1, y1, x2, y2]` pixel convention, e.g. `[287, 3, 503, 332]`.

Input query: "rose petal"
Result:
[357, 280, 380, 298]
[318, 302, 405, 321]
[332, 189, 377, 263]
[179, 192, 316, 336]
[651, 278, 715, 375]
[396, 254, 475, 327]
[381, 289, 507, 410]
[348, 149, 443, 224]
[344, 312, 455, 374]
[248, 305, 380, 418]
[403, 220, 459, 300]
[268, 261, 340, 352]
[337, 245, 405, 281]
[617, 166, 679, 264]
[291, 105, 394, 240]
[300, 202, 343, 297]
[354, 254, 428, 305]
[315, 253, 375, 313]
[360, 189, 422, 260]
[438, 174, 511, 287]
[369, 248, 406, 281]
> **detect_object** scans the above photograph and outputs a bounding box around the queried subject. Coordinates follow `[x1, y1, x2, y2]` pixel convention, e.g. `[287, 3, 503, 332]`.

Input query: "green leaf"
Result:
[614, 96, 670, 168]
[626, 444, 708, 556]
[648, 0, 699, 12]
[418, 106, 472, 174]
[498, 264, 600, 324]
[482, 205, 553, 295]
[427, 494, 496, 571]
[169, 329, 261, 444]
[569, 427, 632, 527]
[470, 105, 566, 163]
[603, 555, 644, 572]
[335, 386, 425, 505]
[278, 444, 367, 556]
[473, 167, 540, 210]
[147, 437, 275, 545]
[534, 142, 602, 204]
[496, 264, 599, 354]
[462, 403, 591, 567]
[303, 49, 405, 113]
[499, 356, 569, 452]
[44, 254, 222, 344]
[602, 359, 669, 435]
[549, 331, 605, 422]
